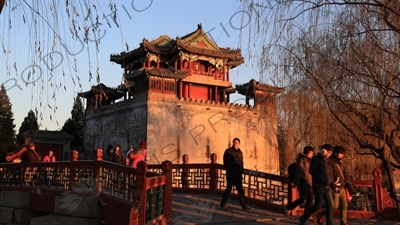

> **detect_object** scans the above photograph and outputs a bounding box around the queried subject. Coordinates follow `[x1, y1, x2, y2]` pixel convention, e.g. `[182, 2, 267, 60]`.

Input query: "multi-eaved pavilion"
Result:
[79, 24, 284, 174]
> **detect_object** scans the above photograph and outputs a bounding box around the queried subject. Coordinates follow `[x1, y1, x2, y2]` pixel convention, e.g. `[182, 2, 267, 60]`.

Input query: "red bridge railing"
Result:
[148, 153, 400, 221]
[1, 152, 399, 224]
[0, 155, 172, 225]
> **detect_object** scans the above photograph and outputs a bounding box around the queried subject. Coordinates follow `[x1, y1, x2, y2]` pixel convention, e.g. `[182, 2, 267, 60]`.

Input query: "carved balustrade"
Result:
[0, 155, 173, 225]
[1, 151, 399, 223]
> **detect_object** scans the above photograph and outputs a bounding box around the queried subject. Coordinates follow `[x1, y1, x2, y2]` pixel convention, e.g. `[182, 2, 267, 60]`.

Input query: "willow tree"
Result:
[241, 0, 400, 203]
[1, 1, 119, 124]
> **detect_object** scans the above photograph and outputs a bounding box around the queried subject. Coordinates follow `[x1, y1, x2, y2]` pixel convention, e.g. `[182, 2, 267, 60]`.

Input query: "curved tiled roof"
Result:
[142, 38, 177, 55]
[110, 24, 243, 65]
[176, 42, 241, 59]
[79, 83, 124, 100]
[236, 79, 285, 97]
[225, 57, 245, 67]
[125, 67, 189, 80]
[110, 47, 146, 64]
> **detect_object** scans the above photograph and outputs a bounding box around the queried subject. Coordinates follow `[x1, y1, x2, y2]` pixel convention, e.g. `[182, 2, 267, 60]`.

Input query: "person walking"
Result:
[299, 144, 334, 225]
[285, 146, 315, 221]
[220, 137, 251, 210]
[329, 146, 349, 225]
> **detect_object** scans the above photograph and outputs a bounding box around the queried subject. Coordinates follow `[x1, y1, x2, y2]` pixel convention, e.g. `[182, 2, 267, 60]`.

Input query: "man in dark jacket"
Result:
[21, 142, 40, 162]
[220, 138, 251, 210]
[285, 146, 314, 220]
[300, 144, 334, 225]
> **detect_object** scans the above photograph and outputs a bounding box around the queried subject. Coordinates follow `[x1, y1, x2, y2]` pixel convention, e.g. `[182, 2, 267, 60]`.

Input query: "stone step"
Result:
[0, 206, 31, 224]
[30, 214, 102, 225]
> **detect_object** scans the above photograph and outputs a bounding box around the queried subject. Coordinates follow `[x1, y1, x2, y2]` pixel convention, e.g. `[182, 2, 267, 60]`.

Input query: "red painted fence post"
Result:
[373, 168, 383, 213]
[162, 161, 173, 224]
[130, 161, 147, 225]
[69, 150, 79, 190]
[288, 181, 299, 215]
[95, 148, 103, 192]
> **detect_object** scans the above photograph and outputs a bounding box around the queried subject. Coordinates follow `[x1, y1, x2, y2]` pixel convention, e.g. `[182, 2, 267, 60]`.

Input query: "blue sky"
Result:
[0, 0, 261, 131]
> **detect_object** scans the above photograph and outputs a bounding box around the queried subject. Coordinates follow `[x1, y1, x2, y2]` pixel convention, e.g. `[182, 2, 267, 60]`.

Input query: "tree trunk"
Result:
[381, 159, 398, 205]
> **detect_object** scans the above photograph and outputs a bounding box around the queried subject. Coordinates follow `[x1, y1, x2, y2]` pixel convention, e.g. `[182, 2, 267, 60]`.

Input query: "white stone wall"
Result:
[83, 92, 280, 174]
[145, 93, 279, 174]
[83, 98, 148, 160]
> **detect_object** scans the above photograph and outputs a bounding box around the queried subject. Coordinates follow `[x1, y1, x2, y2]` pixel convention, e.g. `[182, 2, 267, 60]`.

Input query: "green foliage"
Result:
[17, 110, 39, 145]
[0, 85, 16, 153]
[19, 110, 39, 134]
[62, 96, 85, 145]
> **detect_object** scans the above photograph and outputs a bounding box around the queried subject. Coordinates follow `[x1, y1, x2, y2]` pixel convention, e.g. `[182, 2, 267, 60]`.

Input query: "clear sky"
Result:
[0, 0, 261, 131]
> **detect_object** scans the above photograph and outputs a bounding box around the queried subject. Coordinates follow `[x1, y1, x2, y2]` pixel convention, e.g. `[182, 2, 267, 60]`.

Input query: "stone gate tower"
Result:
[79, 24, 284, 174]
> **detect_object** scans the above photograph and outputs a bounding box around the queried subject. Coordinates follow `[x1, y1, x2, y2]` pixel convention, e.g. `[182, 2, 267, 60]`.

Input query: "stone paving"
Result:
[171, 193, 400, 225]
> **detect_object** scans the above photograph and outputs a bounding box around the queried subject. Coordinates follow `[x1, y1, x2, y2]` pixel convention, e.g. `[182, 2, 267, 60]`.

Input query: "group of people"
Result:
[20, 142, 56, 163]
[20, 138, 356, 225]
[108, 141, 147, 168]
[286, 144, 357, 225]
[19, 141, 146, 169]
[219, 139, 357, 225]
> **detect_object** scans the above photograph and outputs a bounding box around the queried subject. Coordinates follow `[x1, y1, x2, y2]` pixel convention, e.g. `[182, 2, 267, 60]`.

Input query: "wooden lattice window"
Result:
[163, 80, 175, 94]
[150, 79, 162, 92]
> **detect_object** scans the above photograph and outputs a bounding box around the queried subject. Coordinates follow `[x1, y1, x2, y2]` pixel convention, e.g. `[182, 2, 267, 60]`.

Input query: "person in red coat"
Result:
[43, 150, 56, 162]
[128, 141, 147, 168]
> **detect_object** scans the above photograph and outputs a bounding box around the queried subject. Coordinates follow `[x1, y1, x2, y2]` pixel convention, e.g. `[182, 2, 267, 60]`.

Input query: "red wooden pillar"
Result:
[179, 55, 183, 70]
[214, 86, 218, 102]
[162, 161, 173, 224]
[179, 82, 183, 98]
[182, 154, 189, 189]
[222, 63, 225, 81]
[373, 168, 383, 213]
[188, 83, 191, 99]
[210, 153, 218, 191]
[189, 58, 192, 76]
[147, 57, 150, 68]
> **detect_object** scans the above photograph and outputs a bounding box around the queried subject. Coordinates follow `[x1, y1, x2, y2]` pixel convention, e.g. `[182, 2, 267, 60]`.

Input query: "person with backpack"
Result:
[285, 146, 315, 221]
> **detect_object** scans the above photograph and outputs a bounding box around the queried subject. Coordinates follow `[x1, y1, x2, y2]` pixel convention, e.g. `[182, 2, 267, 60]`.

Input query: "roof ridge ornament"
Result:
[197, 23, 202, 30]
